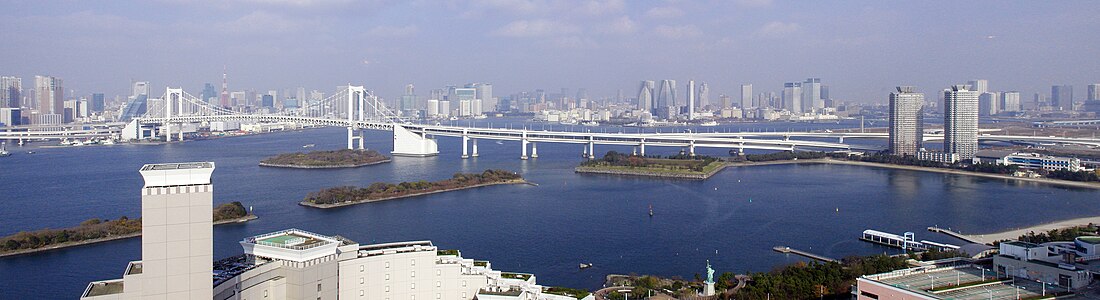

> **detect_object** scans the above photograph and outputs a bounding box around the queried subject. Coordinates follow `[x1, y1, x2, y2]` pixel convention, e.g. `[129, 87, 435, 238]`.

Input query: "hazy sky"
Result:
[2, 0, 1098, 103]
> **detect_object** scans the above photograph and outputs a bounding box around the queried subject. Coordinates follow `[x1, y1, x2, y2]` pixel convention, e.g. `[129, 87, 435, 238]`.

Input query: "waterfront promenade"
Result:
[946, 216, 1100, 244]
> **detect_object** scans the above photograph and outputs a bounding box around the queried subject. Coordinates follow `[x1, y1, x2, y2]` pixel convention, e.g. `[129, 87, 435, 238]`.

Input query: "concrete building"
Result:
[802, 78, 822, 112]
[655, 80, 677, 118]
[782, 82, 802, 114]
[637, 80, 654, 113]
[82, 163, 574, 300]
[1, 76, 21, 108]
[1001, 91, 1020, 112]
[35, 75, 64, 116]
[1089, 84, 1100, 101]
[855, 258, 1059, 300]
[888, 86, 924, 156]
[740, 84, 752, 109]
[696, 82, 709, 109]
[994, 241, 1092, 289]
[943, 85, 979, 161]
[967, 79, 988, 94]
[82, 162, 216, 299]
[978, 92, 1000, 116]
[0, 107, 21, 126]
[686, 80, 695, 120]
[1052, 85, 1073, 111]
[427, 99, 439, 117]
[973, 150, 1085, 172]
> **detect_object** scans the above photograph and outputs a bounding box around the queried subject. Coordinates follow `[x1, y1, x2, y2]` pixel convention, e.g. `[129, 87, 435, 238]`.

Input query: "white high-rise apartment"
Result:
[1001, 91, 1021, 112]
[637, 80, 654, 113]
[427, 99, 439, 116]
[1088, 84, 1099, 101]
[35, 75, 63, 115]
[696, 82, 709, 109]
[802, 78, 822, 112]
[944, 85, 980, 160]
[740, 84, 752, 109]
[1, 76, 21, 108]
[889, 86, 925, 156]
[967, 79, 989, 94]
[978, 92, 1000, 116]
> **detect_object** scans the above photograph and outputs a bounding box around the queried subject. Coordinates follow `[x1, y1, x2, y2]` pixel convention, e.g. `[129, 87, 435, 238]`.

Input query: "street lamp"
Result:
[983, 287, 993, 300]
[927, 274, 935, 290]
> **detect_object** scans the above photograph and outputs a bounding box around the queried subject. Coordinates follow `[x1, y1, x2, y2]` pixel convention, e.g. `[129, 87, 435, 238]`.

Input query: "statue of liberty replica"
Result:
[703, 260, 715, 296]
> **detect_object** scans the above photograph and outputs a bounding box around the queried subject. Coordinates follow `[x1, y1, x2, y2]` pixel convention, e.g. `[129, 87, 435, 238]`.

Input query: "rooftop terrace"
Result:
[866, 266, 1052, 300]
[140, 162, 214, 171]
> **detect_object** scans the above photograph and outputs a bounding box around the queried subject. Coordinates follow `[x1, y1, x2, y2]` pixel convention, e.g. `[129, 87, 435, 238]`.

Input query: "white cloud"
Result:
[492, 19, 580, 37]
[653, 24, 702, 39]
[550, 36, 598, 48]
[644, 6, 684, 19]
[599, 16, 637, 35]
[366, 25, 419, 37]
[754, 21, 800, 38]
[575, 0, 625, 16]
[218, 11, 320, 35]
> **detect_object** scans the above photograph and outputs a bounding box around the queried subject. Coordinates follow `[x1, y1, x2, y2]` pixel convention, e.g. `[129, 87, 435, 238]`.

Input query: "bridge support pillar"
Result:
[347, 127, 354, 149]
[520, 131, 528, 160]
[461, 131, 469, 159]
[391, 124, 438, 157]
[640, 140, 646, 156]
[689, 140, 696, 157]
[632, 146, 637, 156]
[471, 139, 479, 157]
[839, 137, 844, 143]
[530, 142, 537, 158]
[588, 141, 595, 159]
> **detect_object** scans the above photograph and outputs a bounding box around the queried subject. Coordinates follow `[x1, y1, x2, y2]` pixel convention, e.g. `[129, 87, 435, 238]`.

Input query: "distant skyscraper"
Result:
[1, 76, 21, 108]
[637, 80, 654, 113]
[656, 80, 677, 108]
[967, 79, 989, 94]
[400, 83, 417, 112]
[719, 94, 731, 109]
[686, 80, 696, 120]
[943, 85, 980, 160]
[261, 94, 274, 108]
[471, 83, 494, 112]
[696, 82, 709, 109]
[820, 85, 830, 102]
[1001, 91, 1021, 112]
[120, 81, 149, 121]
[802, 78, 822, 112]
[1087, 84, 1099, 101]
[1051, 85, 1073, 110]
[888, 86, 925, 156]
[978, 92, 1000, 116]
[782, 82, 802, 113]
[35, 75, 63, 116]
[201, 83, 216, 103]
[91, 93, 105, 113]
[740, 84, 752, 109]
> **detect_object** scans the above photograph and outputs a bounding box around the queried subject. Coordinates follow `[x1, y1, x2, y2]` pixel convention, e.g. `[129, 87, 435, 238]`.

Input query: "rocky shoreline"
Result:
[258, 159, 391, 169]
[300, 180, 531, 208]
[574, 162, 730, 180]
[0, 214, 257, 258]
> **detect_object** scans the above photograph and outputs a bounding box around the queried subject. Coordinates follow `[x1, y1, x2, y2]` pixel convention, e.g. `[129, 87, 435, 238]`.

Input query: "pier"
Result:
[772, 246, 838, 263]
[927, 226, 987, 245]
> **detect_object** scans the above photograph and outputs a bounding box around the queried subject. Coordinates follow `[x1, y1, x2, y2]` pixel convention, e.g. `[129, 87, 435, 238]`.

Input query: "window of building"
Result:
[436, 270, 441, 276]
[411, 259, 416, 266]
[436, 293, 441, 299]
[411, 271, 416, 278]
[859, 291, 878, 299]
[265, 290, 269, 298]
[361, 290, 365, 296]
[436, 281, 440, 287]
[318, 283, 322, 292]
[386, 274, 391, 281]
[386, 286, 390, 292]
[462, 281, 467, 287]
[462, 292, 467, 299]
[411, 283, 416, 290]
[386, 262, 391, 268]
[360, 277, 365, 284]
[361, 265, 365, 272]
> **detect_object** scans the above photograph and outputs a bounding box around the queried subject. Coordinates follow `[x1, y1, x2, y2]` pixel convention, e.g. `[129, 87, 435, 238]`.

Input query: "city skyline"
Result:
[1, 1, 1099, 101]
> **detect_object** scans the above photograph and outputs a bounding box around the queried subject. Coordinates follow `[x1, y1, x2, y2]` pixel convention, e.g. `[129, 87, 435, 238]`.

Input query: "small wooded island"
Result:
[260, 149, 390, 168]
[301, 169, 526, 208]
[0, 202, 256, 257]
[575, 151, 729, 180]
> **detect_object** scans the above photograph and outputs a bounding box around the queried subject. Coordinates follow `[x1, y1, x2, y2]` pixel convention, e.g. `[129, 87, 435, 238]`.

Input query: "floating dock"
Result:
[772, 246, 838, 263]
[927, 226, 987, 245]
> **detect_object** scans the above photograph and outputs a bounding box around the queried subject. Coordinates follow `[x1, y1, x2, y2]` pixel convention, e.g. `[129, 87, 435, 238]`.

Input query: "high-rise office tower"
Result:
[400, 83, 417, 112]
[201, 83, 216, 103]
[120, 81, 149, 121]
[719, 94, 732, 109]
[656, 80, 677, 108]
[740, 84, 752, 109]
[686, 80, 696, 120]
[978, 92, 1000, 116]
[802, 78, 822, 112]
[35, 75, 64, 115]
[1, 76, 21, 108]
[782, 82, 802, 113]
[888, 86, 925, 156]
[696, 82, 709, 109]
[943, 85, 980, 160]
[470, 83, 494, 112]
[1051, 85, 1073, 111]
[91, 93, 105, 113]
[820, 85, 830, 102]
[1088, 84, 1099, 101]
[1001, 91, 1021, 112]
[637, 80, 655, 113]
[1033, 93, 1046, 109]
[967, 79, 989, 94]
[139, 162, 215, 299]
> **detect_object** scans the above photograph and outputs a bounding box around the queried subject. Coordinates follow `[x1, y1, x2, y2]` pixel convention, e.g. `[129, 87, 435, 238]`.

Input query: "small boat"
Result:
[649, 204, 654, 217]
[101, 139, 116, 145]
[303, 144, 316, 148]
[581, 121, 599, 126]
[700, 120, 719, 127]
[495, 141, 504, 145]
[579, 263, 593, 269]
[26, 151, 35, 154]
[0, 143, 10, 157]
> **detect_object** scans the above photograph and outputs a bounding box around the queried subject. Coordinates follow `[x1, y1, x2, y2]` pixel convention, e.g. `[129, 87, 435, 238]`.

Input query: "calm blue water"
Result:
[1, 120, 1097, 299]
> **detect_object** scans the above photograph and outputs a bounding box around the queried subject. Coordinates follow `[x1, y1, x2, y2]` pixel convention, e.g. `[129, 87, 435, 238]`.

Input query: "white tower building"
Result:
[944, 85, 980, 160]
